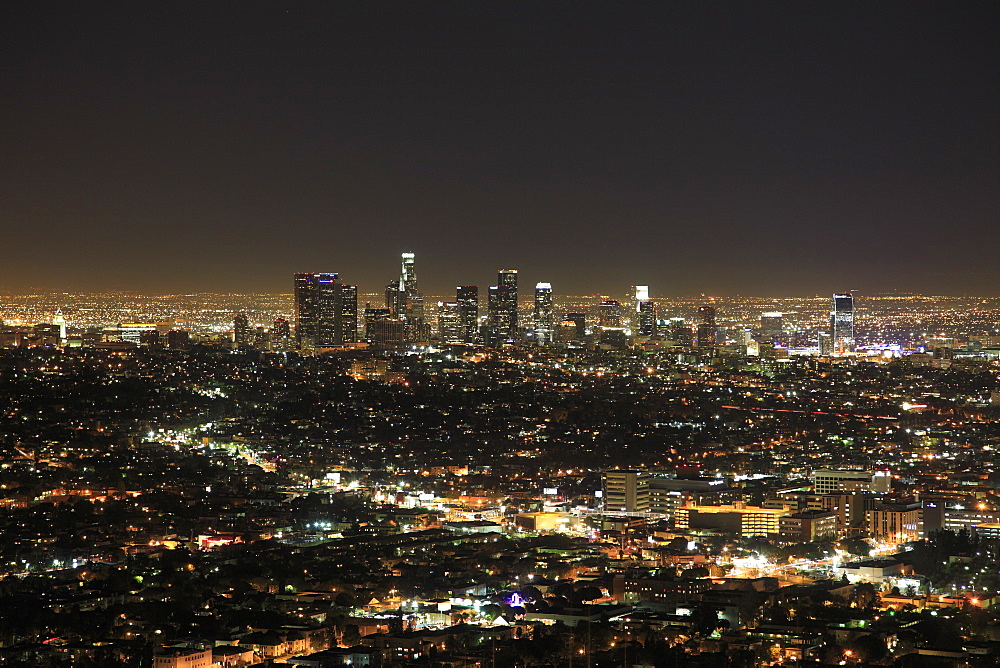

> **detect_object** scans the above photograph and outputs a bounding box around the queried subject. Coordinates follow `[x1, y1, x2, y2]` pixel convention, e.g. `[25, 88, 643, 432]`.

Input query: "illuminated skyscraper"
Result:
[437, 301, 463, 344]
[563, 312, 587, 341]
[831, 293, 855, 354]
[386, 252, 425, 342]
[385, 279, 406, 318]
[294, 272, 355, 349]
[760, 311, 783, 345]
[401, 252, 416, 293]
[233, 312, 251, 349]
[272, 317, 290, 340]
[400, 252, 424, 325]
[599, 300, 622, 327]
[363, 305, 394, 342]
[271, 317, 291, 351]
[696, 305, 716, 347]
[634, 286, 655, 336]
[488, 269, 518, 343]
[533, 282, 554, 345]
[456, 286, 479, 344]
[818, 330, 833, 356]
[340, 283, 359, 343]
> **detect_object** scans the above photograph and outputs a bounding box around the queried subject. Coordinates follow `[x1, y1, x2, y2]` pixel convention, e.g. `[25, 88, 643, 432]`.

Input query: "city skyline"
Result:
[2, 3, 998, 296]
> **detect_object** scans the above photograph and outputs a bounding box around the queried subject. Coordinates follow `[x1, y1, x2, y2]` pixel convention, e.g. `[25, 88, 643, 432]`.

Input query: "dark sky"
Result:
[2, 2, 998, 296]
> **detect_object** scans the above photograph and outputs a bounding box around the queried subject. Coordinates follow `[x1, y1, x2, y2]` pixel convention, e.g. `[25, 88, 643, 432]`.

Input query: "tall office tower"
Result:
[399, 252, 424, 323]
[696, 305, 717, 347]
[602, 470, 650, 513]
[533, 282, 554, 345]
[634, 286, 656, 336]
[487, 286, 500, 344]
[233, 313, 251, 349]
[456, 286, 479, 344]
[294, 272, 351, 349]
[488, 269, 519, 343]
[564, 312, 587, 341]
[556, 318, 577, 343]
[818, 331, 833, 356]
[369, 318, 405, 348]
[339, 283, 358, 343]
[599, 300, 622, 327]
[363, 305, 391, 337]
[437, 302, 463, 344]
[272, 317, 290, 340]
[271, 317, 291, 351]
[831, 293, 855, 354]
[760, 311, 784, 345]
[401, 252, 416, 293]
[385, 279, 406, 318]
[383, 252, 425, 342]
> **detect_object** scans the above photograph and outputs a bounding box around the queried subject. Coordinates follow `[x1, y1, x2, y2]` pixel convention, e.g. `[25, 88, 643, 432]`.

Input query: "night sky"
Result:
[3, 2, 998, 296]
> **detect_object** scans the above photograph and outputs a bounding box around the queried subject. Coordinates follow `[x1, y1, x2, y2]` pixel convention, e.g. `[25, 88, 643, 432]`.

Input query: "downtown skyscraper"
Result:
[385, 252, 426, 343]
[696, 305, 717, 347]
[436, 301, 463, 345]
[634, 286, 655, 337]
[533, 282, 554, 345]
[831, 293, 855, 354]
[294, 272, 358, 350]
[487, 269, 518, 344]
[456, 286, 479, 344]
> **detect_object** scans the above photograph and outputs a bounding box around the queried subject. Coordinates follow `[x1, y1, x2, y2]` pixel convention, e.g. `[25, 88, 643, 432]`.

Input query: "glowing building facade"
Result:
[533, 282, 554, 345]
[831, 293, 855, 354]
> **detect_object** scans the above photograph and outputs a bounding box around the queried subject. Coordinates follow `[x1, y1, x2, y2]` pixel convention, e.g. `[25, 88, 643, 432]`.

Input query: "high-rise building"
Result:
[696, 305, 716, 347]
[272, 317, 290, 340]
[634, 286, 655, 337]
[271, 317, 291, 351]
[401, 252, 423, 324]
[533, 282, 554, 345]
[599, 300, 622, 327]
[831, 293, 855, 354]
[456, 286, 479, 344]
[818, 331, 833, 356]
[488, 269, 518, 343]
[563, 312, 587, 341]
[759, 311, 783, 345]
[340, 284, 358, 343]
[233, 313, 251, 349]
[385, 279, 406, 318]
[385, 252, 425, 342]
[368, 318, 405, 348]
[401, 252, 416, 294]
[294, 272, 355, 349]
[364, 305, 390, 335]
[603, 470, 650, 513]
[437, 301, 463, 344]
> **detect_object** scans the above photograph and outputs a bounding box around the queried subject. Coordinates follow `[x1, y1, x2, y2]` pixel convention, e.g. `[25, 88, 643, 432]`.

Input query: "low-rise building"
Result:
[675, 502, 789, 537]
[779, 510, 838, 542]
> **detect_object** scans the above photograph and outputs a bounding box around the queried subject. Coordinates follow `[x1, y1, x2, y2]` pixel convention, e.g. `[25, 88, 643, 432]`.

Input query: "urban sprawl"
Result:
[1, 253, 1000, 667]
